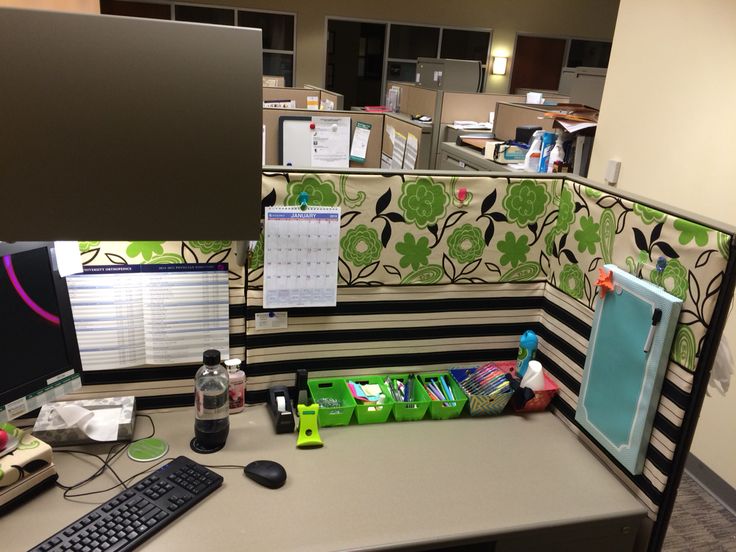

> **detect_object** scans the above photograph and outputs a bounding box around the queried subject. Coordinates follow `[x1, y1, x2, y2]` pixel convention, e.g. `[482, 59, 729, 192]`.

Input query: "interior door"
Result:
[326, 19, 386, 109]
[509, 36, 566, 92]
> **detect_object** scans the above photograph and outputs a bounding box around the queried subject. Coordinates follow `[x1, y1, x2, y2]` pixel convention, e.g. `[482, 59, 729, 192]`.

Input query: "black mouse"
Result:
[244, 460, 287, 489]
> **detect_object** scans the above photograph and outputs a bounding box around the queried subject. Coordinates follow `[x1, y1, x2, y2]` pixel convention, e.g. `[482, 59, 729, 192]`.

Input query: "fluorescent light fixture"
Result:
[491, 56, 508, 75]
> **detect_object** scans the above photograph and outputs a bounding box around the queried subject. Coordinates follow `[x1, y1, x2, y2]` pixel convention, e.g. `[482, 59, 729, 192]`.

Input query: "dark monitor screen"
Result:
[0, 243, 82, 421]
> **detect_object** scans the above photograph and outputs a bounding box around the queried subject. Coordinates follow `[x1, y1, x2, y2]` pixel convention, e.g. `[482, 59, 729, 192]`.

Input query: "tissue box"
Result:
[33, 396, 136, 446]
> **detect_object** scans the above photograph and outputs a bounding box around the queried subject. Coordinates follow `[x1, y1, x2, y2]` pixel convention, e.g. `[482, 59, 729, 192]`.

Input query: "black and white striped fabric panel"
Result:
[541, 285, 693, 519]
[229, 286, 246, 361]
[246, 282, 546, 399]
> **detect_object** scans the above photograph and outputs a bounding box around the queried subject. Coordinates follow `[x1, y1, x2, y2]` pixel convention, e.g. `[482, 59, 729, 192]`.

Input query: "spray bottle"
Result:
[524, 130, 543, 172]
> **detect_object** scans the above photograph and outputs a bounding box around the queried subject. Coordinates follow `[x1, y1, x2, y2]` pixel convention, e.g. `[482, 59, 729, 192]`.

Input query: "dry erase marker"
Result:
[643, 308, 662, 353]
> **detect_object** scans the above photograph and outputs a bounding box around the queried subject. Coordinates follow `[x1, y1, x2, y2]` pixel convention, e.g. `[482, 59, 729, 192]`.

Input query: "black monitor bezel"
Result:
[0, 242, 83, 412]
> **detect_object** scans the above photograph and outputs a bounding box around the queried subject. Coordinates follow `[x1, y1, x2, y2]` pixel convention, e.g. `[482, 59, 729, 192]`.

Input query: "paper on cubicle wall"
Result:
[264, 100, 296, 108]
[311, 116, 351, 168]
[403, 133, 418, 170]
[349, 122, 371, 163]
[67, 264, 230, 370]
[307, 96, 319, 110]
[263, 206, 341, 308]
[53, 241, 83, 277]
[391, 132, 407, 169]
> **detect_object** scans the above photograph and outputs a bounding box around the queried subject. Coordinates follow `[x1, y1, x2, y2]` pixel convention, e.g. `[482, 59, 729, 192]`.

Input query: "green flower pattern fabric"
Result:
[251, 173, 729, 373]
[341, 225, 382, 267]
[83, 172, 729, 375]
[502, 179, 551, 227]
[398, 176, 449, 229]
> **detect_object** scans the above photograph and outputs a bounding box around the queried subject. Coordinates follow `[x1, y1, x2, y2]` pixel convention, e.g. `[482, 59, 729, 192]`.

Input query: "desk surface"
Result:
[5, 406, 645, 551]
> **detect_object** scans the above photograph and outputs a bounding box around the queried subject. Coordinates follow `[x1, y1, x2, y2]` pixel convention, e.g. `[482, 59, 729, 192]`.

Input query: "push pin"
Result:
[656, 256, 667, 273]
[457, 187, 467, 202]
[298, 191, 309, 211]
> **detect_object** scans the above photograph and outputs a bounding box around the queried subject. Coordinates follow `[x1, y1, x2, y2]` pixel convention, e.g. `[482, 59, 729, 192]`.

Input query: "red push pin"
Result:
[309, 123, 315, 130]
[457, 187, 467, 202]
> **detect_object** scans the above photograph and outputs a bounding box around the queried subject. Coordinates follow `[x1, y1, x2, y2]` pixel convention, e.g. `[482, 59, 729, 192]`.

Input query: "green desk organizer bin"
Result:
[347, 376, 395, 424]
[418, 372, 468, 420]
[307, 378, 356, 427]
[387, 374, 430, 422]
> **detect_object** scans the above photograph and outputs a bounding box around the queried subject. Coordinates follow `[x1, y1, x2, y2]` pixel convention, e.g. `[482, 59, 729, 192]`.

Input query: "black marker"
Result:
[643, 308, 662, 353]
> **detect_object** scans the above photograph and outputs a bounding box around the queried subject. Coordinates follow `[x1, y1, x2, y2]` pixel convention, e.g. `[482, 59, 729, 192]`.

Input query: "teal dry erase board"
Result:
[575, 264, 682, 475]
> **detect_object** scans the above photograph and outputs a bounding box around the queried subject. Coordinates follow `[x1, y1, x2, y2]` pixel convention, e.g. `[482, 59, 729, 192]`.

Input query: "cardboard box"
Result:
[33, 396, 136, 446]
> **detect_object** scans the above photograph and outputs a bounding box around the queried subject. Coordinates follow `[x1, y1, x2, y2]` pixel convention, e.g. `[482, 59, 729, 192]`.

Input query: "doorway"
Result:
[509, 35, 566, 93]
[326, 19, 386, 109]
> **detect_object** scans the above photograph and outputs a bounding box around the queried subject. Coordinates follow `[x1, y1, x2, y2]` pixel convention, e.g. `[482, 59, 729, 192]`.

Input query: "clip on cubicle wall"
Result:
[76, 171, 733, 552]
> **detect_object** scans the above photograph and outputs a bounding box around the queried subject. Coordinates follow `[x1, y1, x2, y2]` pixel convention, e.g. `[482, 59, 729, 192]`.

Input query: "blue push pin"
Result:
[298, 191, 309, 211]
[656, 256, 667, 273]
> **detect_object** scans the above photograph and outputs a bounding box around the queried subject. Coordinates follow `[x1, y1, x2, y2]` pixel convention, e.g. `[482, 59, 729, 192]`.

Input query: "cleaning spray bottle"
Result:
[547, 132, 564, 173]
[524, 130, 543, 172]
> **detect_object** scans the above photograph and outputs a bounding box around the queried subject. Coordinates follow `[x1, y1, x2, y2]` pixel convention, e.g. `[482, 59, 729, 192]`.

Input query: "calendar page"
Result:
[263, 206, 341, 308]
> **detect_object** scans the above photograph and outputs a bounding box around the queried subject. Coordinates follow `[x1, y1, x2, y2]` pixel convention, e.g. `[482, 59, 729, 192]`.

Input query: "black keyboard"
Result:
[30, 456, 223, 552]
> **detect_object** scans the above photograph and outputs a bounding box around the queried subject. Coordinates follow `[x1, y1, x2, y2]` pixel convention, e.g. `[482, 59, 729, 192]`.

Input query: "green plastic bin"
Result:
[307, 378, 356, 427]
[387, 374, 430, 422]
[418, 372, 468, 420]
[347, 376, 394, 424]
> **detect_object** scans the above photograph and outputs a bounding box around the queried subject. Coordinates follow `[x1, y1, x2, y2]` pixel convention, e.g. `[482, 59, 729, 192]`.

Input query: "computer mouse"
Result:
[244, 460, 287, 489]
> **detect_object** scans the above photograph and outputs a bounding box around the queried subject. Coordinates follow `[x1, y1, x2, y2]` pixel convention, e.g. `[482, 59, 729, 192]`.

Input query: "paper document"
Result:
[349, 121, 371, 163]
[403, 133, 418, 170]
[556, 119, 598, 133]
[264, 206, 341, 308]
[311, 116, 351, 168]
[264, 100, 296, 108]
[381, 153, 391, 169]
[67, 264, 230, 371]
[307, 95, 319, 110]
[391, 132, 407, 169]
[54, 241, 83, 277]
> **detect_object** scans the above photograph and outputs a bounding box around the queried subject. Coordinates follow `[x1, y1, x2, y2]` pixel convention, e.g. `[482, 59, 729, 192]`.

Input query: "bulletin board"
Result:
[575, 265, 682, 475]
[279, 116, 312, 167]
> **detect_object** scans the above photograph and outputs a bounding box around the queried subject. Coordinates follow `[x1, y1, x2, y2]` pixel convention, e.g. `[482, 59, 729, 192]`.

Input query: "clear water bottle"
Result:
[194, 349, 230, 450]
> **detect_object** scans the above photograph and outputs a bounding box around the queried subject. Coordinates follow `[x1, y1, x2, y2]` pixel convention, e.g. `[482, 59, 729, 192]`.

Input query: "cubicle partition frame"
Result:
[248, 167, 736, 552]
[66, 168, 735, 552]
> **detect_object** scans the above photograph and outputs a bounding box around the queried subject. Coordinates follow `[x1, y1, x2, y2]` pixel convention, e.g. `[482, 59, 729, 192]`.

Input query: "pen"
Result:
[404, 375, 413, 402]
[643, 308, 662, 353]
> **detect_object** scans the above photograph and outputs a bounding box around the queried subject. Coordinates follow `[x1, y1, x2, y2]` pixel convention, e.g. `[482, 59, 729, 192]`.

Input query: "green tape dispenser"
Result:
[296, 404, 323, 448]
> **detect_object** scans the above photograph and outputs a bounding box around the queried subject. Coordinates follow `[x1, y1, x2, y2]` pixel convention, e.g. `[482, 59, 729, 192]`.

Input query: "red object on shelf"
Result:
[494, 360, 558, 413]
[363, 105, 392, 112]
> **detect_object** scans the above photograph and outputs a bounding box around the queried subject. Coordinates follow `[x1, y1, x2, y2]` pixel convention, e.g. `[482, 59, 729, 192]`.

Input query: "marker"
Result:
[643, 308, 662, 353]
[404, 375, 413, 402]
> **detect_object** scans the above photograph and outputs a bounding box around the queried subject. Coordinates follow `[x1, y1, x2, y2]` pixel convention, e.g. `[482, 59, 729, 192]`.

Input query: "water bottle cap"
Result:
[203, 349, 221, 365]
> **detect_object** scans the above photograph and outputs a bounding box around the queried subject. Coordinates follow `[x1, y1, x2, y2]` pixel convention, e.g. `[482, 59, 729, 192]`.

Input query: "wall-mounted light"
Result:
[491, 56, 508, 76]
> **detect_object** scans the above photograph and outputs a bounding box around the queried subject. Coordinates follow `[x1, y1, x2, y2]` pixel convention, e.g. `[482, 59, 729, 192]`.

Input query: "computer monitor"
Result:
[0, 242, 83, 422]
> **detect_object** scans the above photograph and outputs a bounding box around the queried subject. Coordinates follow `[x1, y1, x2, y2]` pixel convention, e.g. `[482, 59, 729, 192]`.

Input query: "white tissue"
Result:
[53, 404, 121, 442]
[526, 92, 544, 104]
[520, 360, 546, 391]
[708, 337, 733, 396]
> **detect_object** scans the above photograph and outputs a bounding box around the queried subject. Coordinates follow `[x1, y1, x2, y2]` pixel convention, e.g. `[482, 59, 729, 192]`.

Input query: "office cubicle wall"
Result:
[305, 84, 344, 110]
[434, 92, 526, 168]
[262, 108, 385, 168]
[247, 169, 736, 552]
[492, 102, 556, 141]
[381, 114, 426, 169]
[262, 87, 315, 108]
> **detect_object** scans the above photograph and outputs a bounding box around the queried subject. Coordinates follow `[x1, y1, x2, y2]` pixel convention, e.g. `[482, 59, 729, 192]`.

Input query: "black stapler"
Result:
[267, 386, 295, 434]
